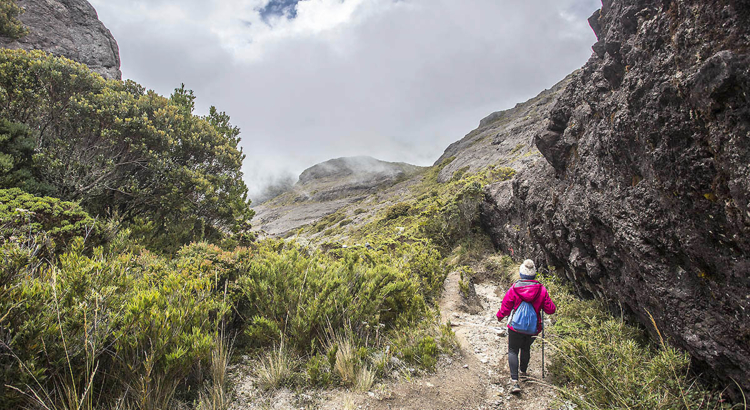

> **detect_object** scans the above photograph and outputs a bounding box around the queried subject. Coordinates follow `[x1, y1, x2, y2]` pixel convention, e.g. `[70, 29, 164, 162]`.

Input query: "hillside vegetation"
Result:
[0, 50, 455, 409]
[0, 50, 743, 410]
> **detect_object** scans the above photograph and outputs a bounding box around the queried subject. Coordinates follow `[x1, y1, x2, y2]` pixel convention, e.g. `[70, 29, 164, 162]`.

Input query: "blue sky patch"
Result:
[259, 0, 301, 22]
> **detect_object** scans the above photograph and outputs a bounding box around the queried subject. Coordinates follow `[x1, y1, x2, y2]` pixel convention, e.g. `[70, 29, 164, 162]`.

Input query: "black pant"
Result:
[508, 329, 535, 381]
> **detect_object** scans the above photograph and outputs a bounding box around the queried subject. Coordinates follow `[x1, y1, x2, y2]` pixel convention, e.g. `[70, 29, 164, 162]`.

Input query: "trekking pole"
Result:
[541, 310, 545, 379]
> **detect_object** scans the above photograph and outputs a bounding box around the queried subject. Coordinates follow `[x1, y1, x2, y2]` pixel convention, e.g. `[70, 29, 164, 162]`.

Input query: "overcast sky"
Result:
[89, 0, 601, 202]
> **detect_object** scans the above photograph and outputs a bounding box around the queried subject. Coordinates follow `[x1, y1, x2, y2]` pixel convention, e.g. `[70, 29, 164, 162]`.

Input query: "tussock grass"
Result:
[198, 334, 234, 410]
[256, 340, 294, 391]
[354, 366, 375, 392]
[542, 273, 743, 410]
[333, 335, 357, 385]
[342, 395, 356, 410]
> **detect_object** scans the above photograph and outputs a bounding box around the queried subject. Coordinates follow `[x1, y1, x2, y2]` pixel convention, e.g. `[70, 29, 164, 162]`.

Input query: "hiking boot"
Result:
[519, 371, 528, 380]
[510, 381, 521, 394]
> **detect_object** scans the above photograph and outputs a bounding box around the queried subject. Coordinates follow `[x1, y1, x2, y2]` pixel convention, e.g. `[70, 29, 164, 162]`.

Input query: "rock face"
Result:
[253, 156, 423, 237]
[434, 74, 574, 185]
[482, 0, 750, 394]
[0, 0, 121, 80]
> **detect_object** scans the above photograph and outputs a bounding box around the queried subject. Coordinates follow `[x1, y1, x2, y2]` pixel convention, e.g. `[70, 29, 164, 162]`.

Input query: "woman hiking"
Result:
[496, 259, 556, 394]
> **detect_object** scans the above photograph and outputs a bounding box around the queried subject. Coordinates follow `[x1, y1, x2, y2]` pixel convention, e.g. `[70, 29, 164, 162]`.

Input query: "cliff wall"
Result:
[482, 0, 750, 393]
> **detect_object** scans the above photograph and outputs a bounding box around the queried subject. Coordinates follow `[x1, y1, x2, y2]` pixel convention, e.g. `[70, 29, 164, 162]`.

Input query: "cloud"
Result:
[90, 0, 601, 202]
[259, 0, 301, 21]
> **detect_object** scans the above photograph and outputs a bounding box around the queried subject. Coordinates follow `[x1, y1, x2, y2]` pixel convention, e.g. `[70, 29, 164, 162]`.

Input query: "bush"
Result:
[383, 202, 411, 221]
[490, 166, 516, 181]
[0, 188, 102, 253]
[0, 239, 229, 408]
[0, 49, 253, 253]
[0, 0, 27, 39]
[451, 166, 470, 181]
[305, 354, 333, 387]
[418, 181, 484, 250]
[232, 240, 442, 353]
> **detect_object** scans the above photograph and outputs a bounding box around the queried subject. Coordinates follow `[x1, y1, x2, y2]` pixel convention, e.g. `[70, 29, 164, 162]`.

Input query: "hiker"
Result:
[496, 259, 556, 394]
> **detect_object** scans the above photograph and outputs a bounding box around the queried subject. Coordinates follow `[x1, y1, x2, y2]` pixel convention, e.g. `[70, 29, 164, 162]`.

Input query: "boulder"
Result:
[0, 0, 121, 80]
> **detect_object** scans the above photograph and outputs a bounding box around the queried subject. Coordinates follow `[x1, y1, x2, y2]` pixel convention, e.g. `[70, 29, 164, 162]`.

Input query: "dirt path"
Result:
[231, 271, 558, 409]
[318, 271, 558, 410]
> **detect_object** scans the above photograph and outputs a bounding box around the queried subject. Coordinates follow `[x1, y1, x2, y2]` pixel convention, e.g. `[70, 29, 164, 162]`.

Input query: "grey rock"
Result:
[0, 0, 121, 80]
[297, 156, 422, 202]
[253, 156, 423, 237]
[481, 0, 750, 396]
[434, 74, 574, 184]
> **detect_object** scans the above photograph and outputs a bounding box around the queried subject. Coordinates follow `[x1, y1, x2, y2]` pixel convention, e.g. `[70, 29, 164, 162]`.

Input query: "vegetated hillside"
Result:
[0, 0, 121, 79]
[482, 0, 750, 395]
[252, 156, 423, 237]
[251, 0, 749, 400]
[0, 49, 454, 409]
[252, 73, 574, 243]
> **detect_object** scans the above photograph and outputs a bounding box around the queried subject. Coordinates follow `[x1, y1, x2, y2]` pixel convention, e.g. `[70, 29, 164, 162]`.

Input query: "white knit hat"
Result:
[519, 259, 536, 279]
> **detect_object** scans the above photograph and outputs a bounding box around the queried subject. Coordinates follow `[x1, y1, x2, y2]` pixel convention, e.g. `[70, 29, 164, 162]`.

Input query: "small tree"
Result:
[0, 0, 28, 39]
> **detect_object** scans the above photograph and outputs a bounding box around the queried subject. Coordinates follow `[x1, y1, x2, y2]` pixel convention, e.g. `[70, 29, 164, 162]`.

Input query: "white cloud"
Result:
[90, 0, 602, 201]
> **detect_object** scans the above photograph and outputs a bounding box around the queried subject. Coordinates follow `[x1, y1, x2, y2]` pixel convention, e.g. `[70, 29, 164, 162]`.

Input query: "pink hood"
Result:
[496, 280, 556, 335]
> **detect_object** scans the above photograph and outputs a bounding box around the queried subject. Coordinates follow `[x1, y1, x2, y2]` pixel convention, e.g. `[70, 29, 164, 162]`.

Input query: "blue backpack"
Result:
[509, 300, 538, 335]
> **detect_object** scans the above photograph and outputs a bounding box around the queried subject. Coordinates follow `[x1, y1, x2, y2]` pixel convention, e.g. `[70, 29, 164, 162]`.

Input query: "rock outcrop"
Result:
[0, 0, 121, 80]
[434, 74, 574, 185]
[482, 0, 749, 395]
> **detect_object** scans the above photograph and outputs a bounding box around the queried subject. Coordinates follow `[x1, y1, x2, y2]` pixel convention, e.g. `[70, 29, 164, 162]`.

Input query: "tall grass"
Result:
[542, 273, 744, 409]
[256, 340, 294, 391]
[333, 335, 357, 385]
[198, 333, 234, 410]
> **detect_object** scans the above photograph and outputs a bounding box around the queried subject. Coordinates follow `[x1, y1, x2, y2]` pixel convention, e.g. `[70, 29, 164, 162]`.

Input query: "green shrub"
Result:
[451, 166, 470, 181]
[310, 211, 347, 233]
[398, 334, 439, 372]
[305, 354, 333, 387]
[0, 188, 102, 252]
[0, 120, 51, 194]
[489, 166, 516, 182]
[232, 240, 440, 353]
[0, 49, 253, 253]
[418, 182, 484, 250]
[383, 202, 411, 221]
[0, 0, 28, 39]
[0, 239, 229, 408]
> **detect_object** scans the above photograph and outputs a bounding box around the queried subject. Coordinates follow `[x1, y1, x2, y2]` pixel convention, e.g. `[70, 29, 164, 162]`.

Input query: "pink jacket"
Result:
[496, 279, 556, 335]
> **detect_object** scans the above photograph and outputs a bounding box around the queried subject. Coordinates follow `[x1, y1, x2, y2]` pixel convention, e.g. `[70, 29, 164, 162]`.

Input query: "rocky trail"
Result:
[232, 271, 558, 409]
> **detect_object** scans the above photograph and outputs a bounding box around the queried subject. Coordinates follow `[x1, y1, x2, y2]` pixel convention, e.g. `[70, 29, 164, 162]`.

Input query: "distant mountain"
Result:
[252, 156, 423, 237]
